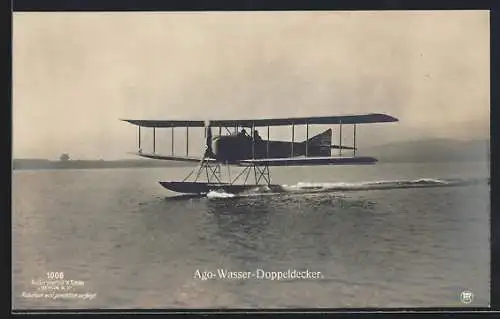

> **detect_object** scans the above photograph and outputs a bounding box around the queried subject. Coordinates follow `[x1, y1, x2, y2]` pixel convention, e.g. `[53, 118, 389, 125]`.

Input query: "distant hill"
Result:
[13, 158, 196, 170]
[357, 138, 489, 163]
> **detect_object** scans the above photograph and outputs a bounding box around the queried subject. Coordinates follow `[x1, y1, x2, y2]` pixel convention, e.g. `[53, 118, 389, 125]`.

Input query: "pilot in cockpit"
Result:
[253, 130, 263, 141]
[237, 128, 247, 137]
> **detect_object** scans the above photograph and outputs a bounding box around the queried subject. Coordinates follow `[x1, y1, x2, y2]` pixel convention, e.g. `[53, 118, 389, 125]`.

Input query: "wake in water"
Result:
[281, 177, 487, 192]
[198, 177, 488, 200]
[206, 190, 236, 199]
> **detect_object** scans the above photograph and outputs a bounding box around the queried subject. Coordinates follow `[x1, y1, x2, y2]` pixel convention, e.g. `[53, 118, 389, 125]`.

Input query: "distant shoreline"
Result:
[13, 138, 489, 170]
[13, 159, 196, 171]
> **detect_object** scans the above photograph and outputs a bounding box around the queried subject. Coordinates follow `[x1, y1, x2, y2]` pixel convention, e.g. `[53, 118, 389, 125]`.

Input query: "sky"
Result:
[13, 11, 489, 160]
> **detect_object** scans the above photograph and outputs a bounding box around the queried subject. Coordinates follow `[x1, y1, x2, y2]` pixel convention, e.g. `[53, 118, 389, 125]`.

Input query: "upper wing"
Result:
[239, 156, 378, 167]
[121, 119, 205, 128]
[121, 113, 398, 128]
[129, 152, 214, 163]
[219, 113, 398, 127]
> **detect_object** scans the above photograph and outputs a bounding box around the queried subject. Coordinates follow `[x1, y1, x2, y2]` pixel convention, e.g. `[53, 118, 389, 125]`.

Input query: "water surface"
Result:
[12, 162, 490, 309]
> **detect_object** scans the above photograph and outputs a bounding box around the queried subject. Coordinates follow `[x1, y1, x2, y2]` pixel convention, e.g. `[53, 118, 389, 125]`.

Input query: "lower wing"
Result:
[238, 156, 377, 166]
[129, 152, 215, 163]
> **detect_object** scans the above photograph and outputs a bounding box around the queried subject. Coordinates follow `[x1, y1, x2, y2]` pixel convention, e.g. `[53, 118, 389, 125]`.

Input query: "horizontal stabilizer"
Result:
[239, 156, 377, 167]
[331, 145, 357, 150]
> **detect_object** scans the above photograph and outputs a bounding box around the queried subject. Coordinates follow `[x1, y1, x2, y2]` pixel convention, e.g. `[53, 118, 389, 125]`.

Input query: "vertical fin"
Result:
[303, 129, 332, 157]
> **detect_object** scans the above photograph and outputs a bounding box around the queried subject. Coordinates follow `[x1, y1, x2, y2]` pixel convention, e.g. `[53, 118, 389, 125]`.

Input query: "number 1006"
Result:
[47, 272, 64, 279]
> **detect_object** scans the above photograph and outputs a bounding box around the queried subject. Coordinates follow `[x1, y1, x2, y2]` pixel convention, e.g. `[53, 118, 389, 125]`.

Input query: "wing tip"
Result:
[376, 113, 399, 122]
[120, 119, 135, 124]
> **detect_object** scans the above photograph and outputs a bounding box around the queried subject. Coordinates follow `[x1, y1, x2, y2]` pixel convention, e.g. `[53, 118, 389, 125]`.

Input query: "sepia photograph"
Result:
[12, 10, 490, 309]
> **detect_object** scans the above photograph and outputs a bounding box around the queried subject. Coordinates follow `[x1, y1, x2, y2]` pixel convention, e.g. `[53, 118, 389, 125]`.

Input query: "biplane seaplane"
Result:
[121, 113, 398, 195]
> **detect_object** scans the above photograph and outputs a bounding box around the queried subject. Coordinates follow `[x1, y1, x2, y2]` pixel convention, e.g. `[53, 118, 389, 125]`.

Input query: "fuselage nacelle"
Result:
[211, 129, 332, 163]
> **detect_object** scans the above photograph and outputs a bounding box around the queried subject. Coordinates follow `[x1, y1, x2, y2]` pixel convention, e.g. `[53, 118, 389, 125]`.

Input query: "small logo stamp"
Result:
[460, 290, 474, 304]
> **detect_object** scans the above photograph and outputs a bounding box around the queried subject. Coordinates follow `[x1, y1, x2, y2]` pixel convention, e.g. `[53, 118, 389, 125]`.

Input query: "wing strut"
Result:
[339, 121, 343, 156]
[353, 124, 357, 156]
[251, 123, 255, 159]
[138, 126, 141, 151]
[153, 128, 156, 153]
[171, 127, 174, 155]
[291, 123, 295, 156]
[306, 123, 309, 157]
[266, 126, 270, 158]
[186, 127, 189, 156]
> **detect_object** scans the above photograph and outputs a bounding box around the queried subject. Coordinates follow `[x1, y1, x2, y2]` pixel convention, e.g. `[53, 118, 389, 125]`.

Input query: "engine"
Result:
[212, 135, 251, 162]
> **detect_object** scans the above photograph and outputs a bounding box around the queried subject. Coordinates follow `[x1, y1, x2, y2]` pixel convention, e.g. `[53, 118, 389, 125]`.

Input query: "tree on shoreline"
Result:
[60, 153, 70, 161]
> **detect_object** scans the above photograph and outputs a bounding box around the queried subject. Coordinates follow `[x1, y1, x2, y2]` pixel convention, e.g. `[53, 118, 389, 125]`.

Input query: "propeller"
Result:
[203, 120, 215, 159]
